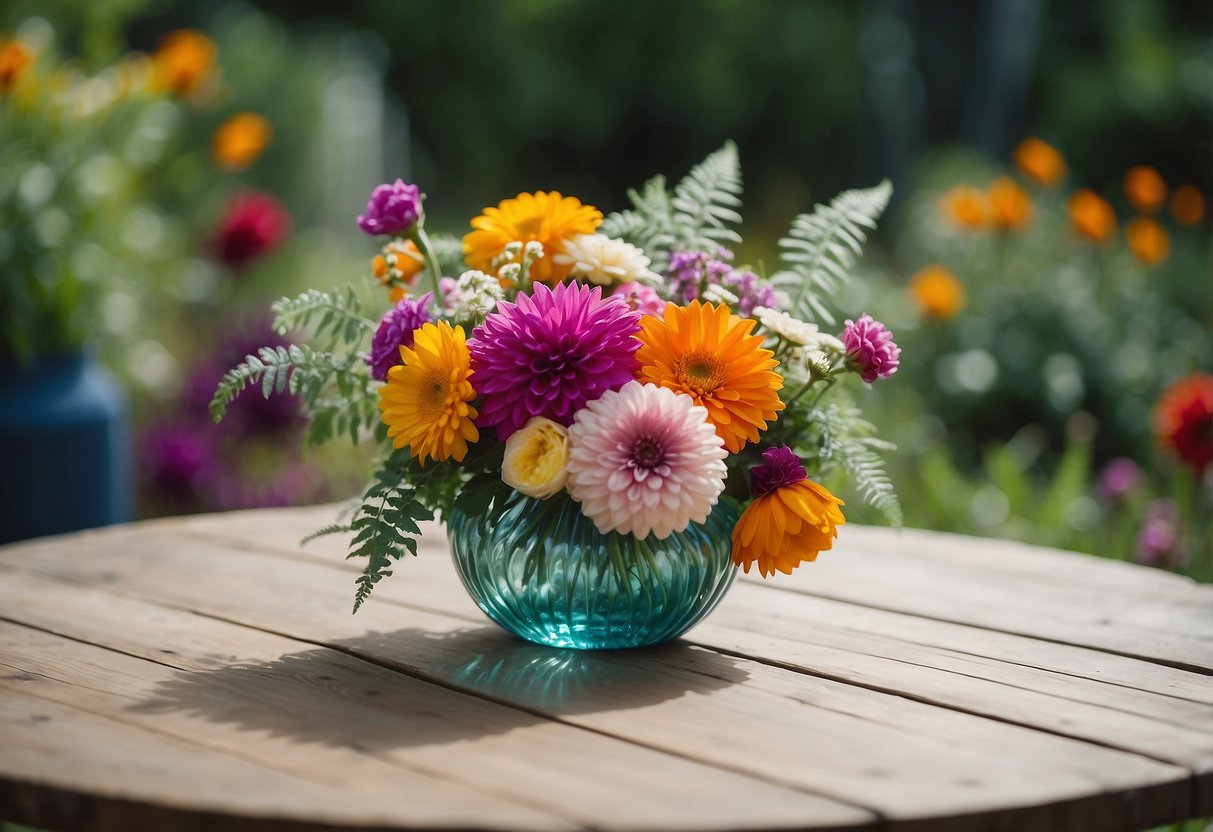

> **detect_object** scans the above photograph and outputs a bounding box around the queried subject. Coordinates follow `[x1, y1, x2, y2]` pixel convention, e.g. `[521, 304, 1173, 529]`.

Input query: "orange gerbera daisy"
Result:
[987, 176, 1032, 230]
[378, 321, 479, 465]
[1013, 137, 1066, 186]
[1170, 185, 1205, 227]
[463, 191, 602, 283]
[1068, 189, 1117, 243]
[908, 265, 965, 319]
[940, 185, 987, 229]
[1126, 217, 1170, 267]
[0, 39, 31, 93]
[635, 301, 784, 453]
[1124, 166, 1167, 213]
[212, 112, 271, 171]
[151, 30, 216, 96]
[731, 447, 846, 577]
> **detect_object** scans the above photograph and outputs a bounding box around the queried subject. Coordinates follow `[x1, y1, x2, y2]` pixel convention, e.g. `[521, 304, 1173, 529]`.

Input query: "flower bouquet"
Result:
[212, 143, 901, 649]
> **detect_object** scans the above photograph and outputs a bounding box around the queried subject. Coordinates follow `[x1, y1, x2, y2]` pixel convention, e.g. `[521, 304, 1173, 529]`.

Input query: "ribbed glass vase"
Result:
[447, 490, 739, 650]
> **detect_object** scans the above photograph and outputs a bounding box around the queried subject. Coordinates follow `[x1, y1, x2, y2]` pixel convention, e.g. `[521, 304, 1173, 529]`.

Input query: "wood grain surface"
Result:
[1, 504, 1211, 832]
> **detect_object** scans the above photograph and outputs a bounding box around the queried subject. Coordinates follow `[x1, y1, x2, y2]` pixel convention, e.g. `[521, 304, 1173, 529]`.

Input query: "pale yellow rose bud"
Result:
[501, 417, 571, 499]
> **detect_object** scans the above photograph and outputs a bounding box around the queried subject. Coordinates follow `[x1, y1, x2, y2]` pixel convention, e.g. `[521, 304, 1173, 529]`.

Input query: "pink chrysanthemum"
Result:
[566, 381, 727, 539]
[842, 314, 901, 383]
[469, 281, 641, 441]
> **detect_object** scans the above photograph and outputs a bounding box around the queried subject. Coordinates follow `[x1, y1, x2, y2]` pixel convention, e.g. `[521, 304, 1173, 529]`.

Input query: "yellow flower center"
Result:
[422, 370, 450, 415]
[676, 352, 727, 395]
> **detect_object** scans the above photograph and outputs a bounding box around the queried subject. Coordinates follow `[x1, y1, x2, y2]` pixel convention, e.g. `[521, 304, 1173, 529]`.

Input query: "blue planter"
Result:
[0, 353, 131, 543]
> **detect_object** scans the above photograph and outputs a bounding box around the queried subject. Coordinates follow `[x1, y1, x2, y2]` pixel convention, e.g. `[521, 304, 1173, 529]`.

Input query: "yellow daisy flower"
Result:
[635, 300, 784, 454]
[732, 479, 846, 577]
[463, 191, 602, 283]
[378, 321, 479, 465]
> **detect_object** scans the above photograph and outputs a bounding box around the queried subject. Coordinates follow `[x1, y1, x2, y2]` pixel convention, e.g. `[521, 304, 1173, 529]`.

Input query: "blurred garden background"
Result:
[2, 0, 1211, 580]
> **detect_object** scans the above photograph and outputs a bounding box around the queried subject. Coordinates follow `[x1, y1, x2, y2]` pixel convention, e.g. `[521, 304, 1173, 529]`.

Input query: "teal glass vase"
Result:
[447, 490, 739, 650]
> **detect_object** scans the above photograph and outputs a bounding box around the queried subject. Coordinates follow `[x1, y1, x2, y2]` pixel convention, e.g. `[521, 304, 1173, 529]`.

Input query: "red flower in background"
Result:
[1155, 374, 1213, 474]
[213, 191, 291, 268]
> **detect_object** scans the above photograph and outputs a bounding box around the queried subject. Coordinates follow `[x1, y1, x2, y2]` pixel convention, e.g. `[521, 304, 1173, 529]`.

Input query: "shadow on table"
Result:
[130, 625, 749, 750]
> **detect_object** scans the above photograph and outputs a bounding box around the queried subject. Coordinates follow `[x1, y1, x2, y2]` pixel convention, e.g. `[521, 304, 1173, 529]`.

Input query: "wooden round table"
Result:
[2, 505, 1211, 831]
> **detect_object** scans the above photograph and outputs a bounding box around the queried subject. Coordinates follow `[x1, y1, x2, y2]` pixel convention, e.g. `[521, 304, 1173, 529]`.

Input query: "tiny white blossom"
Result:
[452, 269, 504, 322]
[497, 262, 522, 282]
[524, 240, 545, 259]
[503, 241, 524, 258]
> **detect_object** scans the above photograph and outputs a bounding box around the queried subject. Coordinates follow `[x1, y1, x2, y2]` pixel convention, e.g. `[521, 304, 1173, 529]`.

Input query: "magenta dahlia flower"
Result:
[357, 179, 422, 236]
[469, 281, 641, 441]
[842, 314, 901, 383]
[567, 381, 727, 539]
[366, 292, 433, 381]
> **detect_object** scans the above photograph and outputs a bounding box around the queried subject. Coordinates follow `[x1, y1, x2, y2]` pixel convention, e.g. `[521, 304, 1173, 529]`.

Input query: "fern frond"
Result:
[670, 140, 743, 250]
[772, 179, 892, 325]
[270, 286, 375, 347]
[347, 468, 434, 613]
[300, 523, 352, 546]
[601, 173, 678, 269]
[808, 403, 902, 527]
[209, 345, 296, 422]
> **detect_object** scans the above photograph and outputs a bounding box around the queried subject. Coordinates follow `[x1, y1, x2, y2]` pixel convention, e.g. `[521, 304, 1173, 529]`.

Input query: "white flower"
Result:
[753, 306, 844, 351]
[502, 417, 570, 499]
[566, 381, 727, 539]
[452, 269, 504, 321]
[553, 233, 660, 286]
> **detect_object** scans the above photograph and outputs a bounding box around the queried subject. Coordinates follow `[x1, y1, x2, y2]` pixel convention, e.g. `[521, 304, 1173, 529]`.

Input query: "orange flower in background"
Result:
[987, 177, 1032, 230]
[0, 39, 31, 93]
[908, 265, 965, 319]
[635, 300, 784, 454]
[1170, 185, 1205, 227]
[1068, 189, 1117, 243]
[212, 112, 271, 170]
[1126, 217, 1170, 267]
[372, 239, 424, 302]
[1155, 374, 1213, 474]
[940, 185, 987, 229]
[1124, 166, 1167, 213]
[152, 30, 216, 96]
[464, 191, 602, 283]
[1013, 137, 1066, 186]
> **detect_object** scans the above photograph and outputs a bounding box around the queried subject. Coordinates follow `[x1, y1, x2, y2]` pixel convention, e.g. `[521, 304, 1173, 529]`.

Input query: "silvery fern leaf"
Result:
[670, 140, 743, 250]
[601, 174, 678, 269]
[772, 179, 892, 325]
[808, 402, 902, 527]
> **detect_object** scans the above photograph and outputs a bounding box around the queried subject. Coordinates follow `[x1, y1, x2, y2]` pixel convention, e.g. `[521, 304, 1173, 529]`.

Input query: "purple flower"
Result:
[139, 425, 219, 506]
[366, 292, 433, 381]
[843, 314, 901, 383]
[724, 269, 779, 317]
[357, 179, 423, 236]
[1135, 499, 1185, 569]
[469, 281, 641, 441]
[1097, 457, 1141, 504]
[666, 249, 778, 314]
[749, 446, 808, 498]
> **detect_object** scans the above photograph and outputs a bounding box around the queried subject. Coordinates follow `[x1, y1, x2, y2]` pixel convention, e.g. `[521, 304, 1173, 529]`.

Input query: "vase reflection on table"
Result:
[448, 490, 740, 650]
